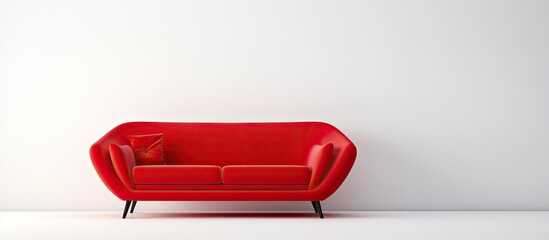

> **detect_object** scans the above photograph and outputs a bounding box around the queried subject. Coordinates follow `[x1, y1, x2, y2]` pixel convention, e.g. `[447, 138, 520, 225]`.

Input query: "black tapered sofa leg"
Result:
[312, 201, 324, 218]
[130, 201, 137, 213]
[311, 201, 319, 213]
[122, 201, 131, 219]
[316, 201, 324, 219]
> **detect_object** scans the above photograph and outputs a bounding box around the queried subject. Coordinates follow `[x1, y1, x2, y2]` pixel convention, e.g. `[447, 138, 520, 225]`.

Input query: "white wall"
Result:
[1, 0, 549, 211]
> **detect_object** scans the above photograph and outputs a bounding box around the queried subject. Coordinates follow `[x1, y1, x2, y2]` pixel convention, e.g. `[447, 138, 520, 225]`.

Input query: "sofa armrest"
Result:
[312, 143, 357, 199]
[307, 143, 334, 189]
[109, 144, 136, 190]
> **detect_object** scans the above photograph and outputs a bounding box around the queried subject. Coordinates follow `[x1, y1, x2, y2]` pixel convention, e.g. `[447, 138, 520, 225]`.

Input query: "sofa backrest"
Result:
[96, 122, 351, 167]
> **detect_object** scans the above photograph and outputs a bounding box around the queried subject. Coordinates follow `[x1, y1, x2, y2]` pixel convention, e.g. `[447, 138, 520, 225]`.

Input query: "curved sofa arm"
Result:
[89, 123, 134, 200]
[310, 142, 357, 200]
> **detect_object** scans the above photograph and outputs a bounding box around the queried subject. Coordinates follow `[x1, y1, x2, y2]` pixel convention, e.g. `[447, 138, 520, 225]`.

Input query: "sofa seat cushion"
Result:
[133, 165, 221, 185]
[134, 184, 309, 190]
[222, 165, 311, 185]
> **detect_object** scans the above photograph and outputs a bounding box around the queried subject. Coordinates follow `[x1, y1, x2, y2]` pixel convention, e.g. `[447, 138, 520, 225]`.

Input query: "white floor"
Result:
[1, 211, 548, 240]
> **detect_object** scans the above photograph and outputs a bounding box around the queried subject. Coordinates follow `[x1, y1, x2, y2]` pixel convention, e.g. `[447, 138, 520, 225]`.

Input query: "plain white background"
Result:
[1, 0, 548, 211]
[3, 212, 549, 240]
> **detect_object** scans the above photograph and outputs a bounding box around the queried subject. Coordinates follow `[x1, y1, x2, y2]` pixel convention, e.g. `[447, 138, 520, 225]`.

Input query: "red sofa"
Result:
[90, 122, 356, 218]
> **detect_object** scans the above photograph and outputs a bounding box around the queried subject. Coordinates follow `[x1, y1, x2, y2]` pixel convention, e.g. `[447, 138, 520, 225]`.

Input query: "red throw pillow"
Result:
[127, 133, 166, 165]
[308, 143, 334, 189]
[109, 144, 136, 188]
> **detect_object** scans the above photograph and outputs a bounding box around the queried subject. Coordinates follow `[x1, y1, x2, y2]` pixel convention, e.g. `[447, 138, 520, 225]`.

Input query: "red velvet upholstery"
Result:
[222, 165, 311, 185]
[90, 122, 356, 201]
[133, 165, 221, 184]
